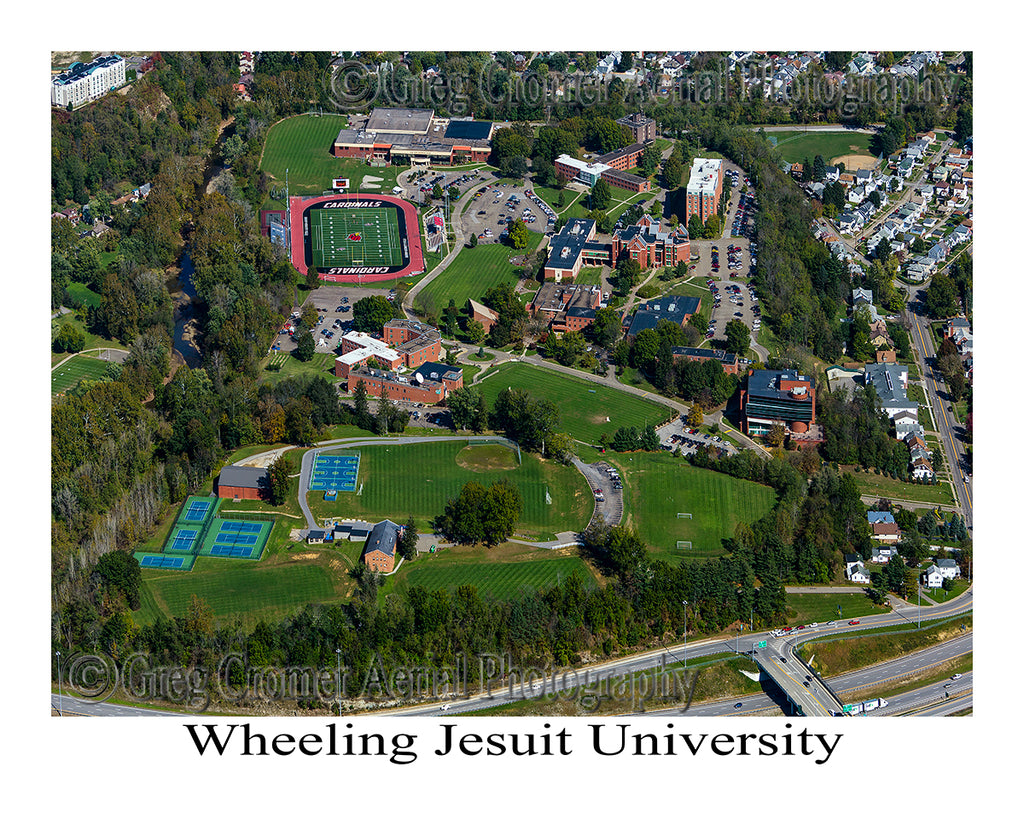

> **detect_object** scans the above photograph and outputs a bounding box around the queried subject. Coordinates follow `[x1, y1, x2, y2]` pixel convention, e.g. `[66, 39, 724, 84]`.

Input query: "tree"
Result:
[267, 454, 291, 505]
[688, 311, 709, 335]
[54, 322, 86, 353]
[590, 178, 612, 211]
[94, 550, 142, 610]
[468, 233, 478, 248]
[687, 213, 705, 240]
[300, 303, 319, 329]
[724, 319, 751, 356]
[294, 331, 315, 361]
[305, 265, 320, 291]
[465, 319, 485, 344]
[397, 515, 418, 561]
[352, 379, 372, 429]
[614, 257, 642, 292]
[766, 423, 786, 448]
[447, 387, 488, 432]
[639, 423, 660, 451]
[433, 479, 522, 546]
[352, 295, 398, 333]
[507, 218, 529, 250]
[687, 404, 703, 427]
[925, 273, 960, 319]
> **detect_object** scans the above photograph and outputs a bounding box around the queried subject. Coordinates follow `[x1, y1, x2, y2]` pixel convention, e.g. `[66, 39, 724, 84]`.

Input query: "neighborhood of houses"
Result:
[844, 508, 962, 589]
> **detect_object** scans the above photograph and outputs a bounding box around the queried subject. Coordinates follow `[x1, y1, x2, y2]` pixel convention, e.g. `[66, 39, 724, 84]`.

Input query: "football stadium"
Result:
[289, 194, 424, 283]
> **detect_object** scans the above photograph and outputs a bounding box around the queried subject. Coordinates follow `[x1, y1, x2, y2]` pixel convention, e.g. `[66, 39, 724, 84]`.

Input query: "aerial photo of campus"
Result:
[51, 49, 973, 719]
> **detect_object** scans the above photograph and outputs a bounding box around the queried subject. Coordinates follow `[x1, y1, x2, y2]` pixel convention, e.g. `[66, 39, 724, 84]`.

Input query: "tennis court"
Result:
[135, 553, 196, 570]
[308, 452, 361, 493]
[310, 208, 403, 269]
[199, 516, 273, 560]
[181, 497, 214, 524]
[168, 529, 200, 552]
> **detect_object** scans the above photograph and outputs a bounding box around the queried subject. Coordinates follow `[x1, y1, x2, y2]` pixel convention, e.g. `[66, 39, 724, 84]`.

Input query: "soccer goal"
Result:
[677, 512, 693, 519]
[676, 541, 693, 550]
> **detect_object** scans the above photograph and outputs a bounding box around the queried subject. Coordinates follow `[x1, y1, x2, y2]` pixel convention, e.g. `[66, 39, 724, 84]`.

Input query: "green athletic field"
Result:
[416, 230, 543, 312]
[306, 441, 591, 541]
[392, 554, 596, 601]
[51, 355, 112, 395]
[604, 451, 777, 561]
[766, 130, 875, 165]
[474, 363, 673, 445]
[310, 206, 403, 268]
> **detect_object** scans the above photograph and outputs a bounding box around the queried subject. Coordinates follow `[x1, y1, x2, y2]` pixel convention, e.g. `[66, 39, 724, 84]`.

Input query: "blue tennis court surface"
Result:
[169, 530, 199, 551]
[309, 452, 360, 492]
[219, 520, 263, 533]
[209, 544, 255, 558]
[182, 500, 212, 522]
[215, 532, 259, 545]
[140, 555, 186, 569]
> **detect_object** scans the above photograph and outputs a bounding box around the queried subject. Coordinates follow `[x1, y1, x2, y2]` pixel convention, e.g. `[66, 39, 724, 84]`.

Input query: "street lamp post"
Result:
[682, 601, 688, 671]
[55, 650, 62, 717]
[335, 648, 342, 716]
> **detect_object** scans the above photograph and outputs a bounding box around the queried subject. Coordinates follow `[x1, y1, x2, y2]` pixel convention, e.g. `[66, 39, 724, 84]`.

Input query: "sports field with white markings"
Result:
[310, 207, 403, 268]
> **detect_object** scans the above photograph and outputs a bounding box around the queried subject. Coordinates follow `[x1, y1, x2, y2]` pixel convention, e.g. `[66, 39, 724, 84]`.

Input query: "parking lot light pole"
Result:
[335, 648, 342, 716]
[682, 601, 688, 671]
[55, 650, 62, 717]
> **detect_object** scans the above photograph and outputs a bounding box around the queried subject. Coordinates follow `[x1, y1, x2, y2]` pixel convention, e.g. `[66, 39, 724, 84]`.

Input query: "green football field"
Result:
[51, 355, 111, 395]
[310, 206, 403, 268]
[604, 451, 777, 561]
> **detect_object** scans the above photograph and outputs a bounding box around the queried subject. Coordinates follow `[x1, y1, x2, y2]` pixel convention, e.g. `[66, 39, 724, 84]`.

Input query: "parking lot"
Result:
[460, 179, 556, 244]
[657, 415, 738, 457]
[270, 286, 394, 354]
[685, 164, 761, 347]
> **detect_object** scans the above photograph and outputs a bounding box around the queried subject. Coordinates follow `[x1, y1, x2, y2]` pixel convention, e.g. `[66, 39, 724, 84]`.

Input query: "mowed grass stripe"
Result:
[260, 114, 350, 191]
[417, 230, 543, 309]
[398, 556, 595, 601]
[141, 562, 336, 622]
[52, 356, 111, 394]
[475, 363, 673, 444]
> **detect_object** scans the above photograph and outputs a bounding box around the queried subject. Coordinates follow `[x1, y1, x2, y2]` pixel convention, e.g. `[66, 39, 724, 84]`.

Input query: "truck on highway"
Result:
[845, 698, 888, 715]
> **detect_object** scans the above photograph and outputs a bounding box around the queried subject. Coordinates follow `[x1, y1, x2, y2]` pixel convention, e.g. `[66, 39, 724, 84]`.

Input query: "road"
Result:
[904, 288, 973, 529]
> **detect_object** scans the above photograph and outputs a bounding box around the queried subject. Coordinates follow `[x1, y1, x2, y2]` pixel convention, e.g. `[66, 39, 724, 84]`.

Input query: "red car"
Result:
[848, 620, 861, 625]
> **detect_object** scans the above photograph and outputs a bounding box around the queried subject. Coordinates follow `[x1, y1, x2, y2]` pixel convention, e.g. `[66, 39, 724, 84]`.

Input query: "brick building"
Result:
[542, 219, 610, 282]
[332, 108, 493, 166]
[362, 519, 401, 573]
[670, 346, 740, 375]
[626, 295, 701, 337]
[616, 113, 657, 144]
[740, 369, 817, 436]
[530, 283, 604, 333]
[612, 214, 690, 270]
[685, 157, 724, 225]
[347, 362, 463, 405]
[334, 322, 443, 379]
[466, 299, 499, 334]
[216, 465, 269, 501]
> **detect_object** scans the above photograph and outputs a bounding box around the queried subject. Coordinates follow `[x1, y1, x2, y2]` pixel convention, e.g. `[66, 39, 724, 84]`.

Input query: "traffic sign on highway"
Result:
[756, 641, 767, 648]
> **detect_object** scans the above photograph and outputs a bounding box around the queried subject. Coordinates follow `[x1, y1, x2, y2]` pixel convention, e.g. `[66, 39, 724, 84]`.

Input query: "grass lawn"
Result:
[260, 113, 401, 200]
[51, 352, 114, 395]
[386, 545, 596, 602]
[305, 441, 591, 541]
[258, 351, 340, 387]
[474, 363, 673, 445]
[50, 313, 127, 365]
[415, 231, 543, 312]
[784, 593, 890, 624]
[907, 384, 935, 431]
[846, 467, 956, 506]
[65, 282, 101, 309]
[602, 451, 776, 561]
[766, 130, 875, 165]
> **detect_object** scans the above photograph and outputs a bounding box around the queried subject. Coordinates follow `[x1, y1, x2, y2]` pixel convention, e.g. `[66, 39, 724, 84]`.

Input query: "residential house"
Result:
[935, 558, 961, 580]
[871, 544, 899, 564]
[921, 564, 943, 589]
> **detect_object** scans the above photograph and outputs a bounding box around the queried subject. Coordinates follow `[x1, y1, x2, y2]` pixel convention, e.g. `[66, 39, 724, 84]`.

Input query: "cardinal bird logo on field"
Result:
[348, 233, 362, 242]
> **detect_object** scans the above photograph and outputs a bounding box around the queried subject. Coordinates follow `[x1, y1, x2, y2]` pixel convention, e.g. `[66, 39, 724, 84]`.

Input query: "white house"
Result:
[921, 564, 943, 589]
[935, 558, 961, 580]
[847, 561, 871, 584]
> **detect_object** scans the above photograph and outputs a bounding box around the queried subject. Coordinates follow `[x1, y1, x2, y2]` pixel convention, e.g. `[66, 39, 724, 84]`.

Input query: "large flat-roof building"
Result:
[863, 362, 917, 420]
[346, 362, 463, 405]
[530, 283, 604, 333]
[685, 157, 724, 225]
[51, 54, 126, 108]
[670, 346, 740, 375]
[627, 295, 701, 337]
[332, 108, 493, 166]
[740, 369, 817, 436]
[543, 219, 610, 282]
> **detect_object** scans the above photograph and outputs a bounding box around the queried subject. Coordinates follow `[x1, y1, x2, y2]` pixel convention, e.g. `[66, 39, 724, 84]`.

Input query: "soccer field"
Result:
[310, 207, 404, 268]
